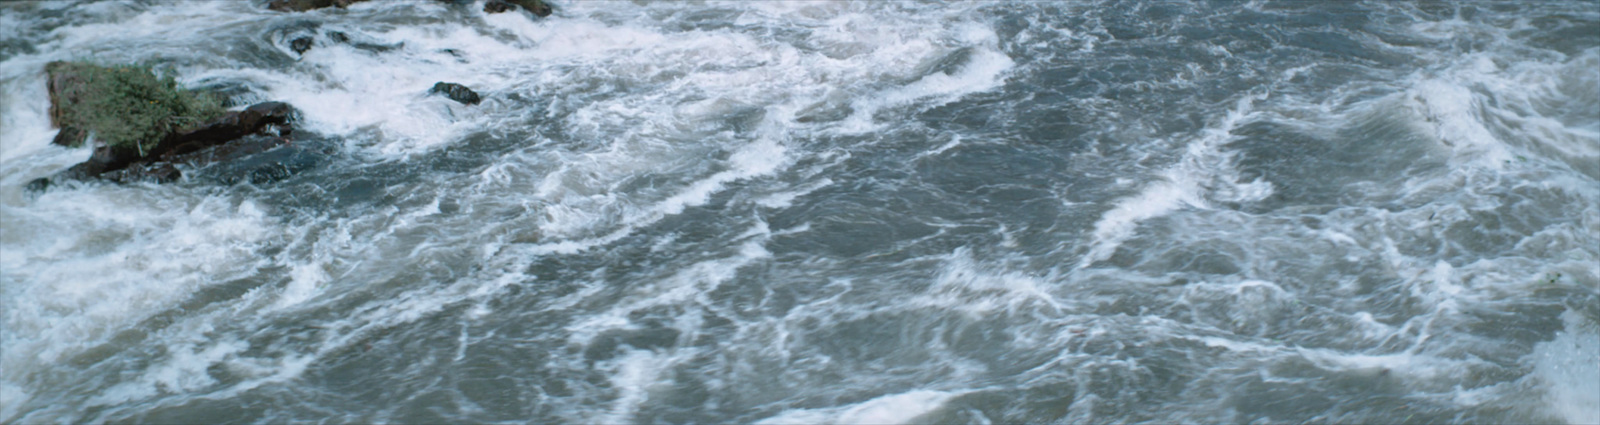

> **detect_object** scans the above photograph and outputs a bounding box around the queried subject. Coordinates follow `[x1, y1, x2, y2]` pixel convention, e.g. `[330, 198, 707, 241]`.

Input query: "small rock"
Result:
[24, 177, 51, 193]
[429, 82, 481, 105]
[290, 36, 314, 54]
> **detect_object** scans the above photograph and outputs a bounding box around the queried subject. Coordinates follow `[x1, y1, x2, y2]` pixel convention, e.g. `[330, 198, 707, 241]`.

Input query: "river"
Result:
[2, 1, 1597, 423]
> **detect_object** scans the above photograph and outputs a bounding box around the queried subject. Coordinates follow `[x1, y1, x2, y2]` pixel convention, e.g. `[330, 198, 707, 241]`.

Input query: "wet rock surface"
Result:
[290, 36, 314, 54]
[267, 0, 370, 13]
[191, 137, 334, 185]
[28, 101, 323, 191]
[429, 82, 481, 105]
[484, 0, 553, 17]
[484, 0, 516, 14]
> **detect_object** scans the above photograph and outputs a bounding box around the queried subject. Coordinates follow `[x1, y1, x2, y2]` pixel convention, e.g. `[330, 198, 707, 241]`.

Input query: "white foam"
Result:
[1531, 311, 1600, 425]
[0, 381, 30, 424]
[594, 349, 670, 425]
[0, 1, 1075, 420]
[565, 228, 774, 346]
[88, 338, 247, 407]
[753, 177, 833, 209]
[838, 24, 1015, 134]
[0, 59, 64, 169]
[270, 261, 330, 311]
[918, 249, 1064, 316]
[1, 193, 273, 398]
[1078, 94, 1270, 268]
[1408, 78, 1513, 165]
[756, 390, 960, 425]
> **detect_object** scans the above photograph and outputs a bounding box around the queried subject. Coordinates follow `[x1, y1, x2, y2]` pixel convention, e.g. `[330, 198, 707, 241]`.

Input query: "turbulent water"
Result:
[2, 0, 1598, 423]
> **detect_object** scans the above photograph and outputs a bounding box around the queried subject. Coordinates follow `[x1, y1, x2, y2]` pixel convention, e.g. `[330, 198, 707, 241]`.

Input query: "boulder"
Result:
[50, 126, 88, 148]
[267, 0, 370, 12]
[483, 0, 552, 17]
[484, 0, 515, 13]
[429, 82, 481, 105]
[44, 61, 226, 154]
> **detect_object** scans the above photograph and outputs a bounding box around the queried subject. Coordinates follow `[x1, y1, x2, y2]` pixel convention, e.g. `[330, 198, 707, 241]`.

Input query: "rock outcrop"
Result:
[27, 101, 306, 191]
[46, 61, 226, 150]
[29, 62, 322, 191]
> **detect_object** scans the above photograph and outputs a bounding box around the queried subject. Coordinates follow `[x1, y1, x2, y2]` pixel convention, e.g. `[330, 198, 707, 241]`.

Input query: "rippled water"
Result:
[2, 1, 1597, 423]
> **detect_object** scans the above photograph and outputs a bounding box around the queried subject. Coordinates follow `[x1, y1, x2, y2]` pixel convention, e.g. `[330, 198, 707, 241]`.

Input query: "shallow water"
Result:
[2, 1, 1597, 423]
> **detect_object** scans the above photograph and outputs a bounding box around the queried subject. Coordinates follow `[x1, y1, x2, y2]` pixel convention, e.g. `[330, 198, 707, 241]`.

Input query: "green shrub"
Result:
[49, 62, 224, 156]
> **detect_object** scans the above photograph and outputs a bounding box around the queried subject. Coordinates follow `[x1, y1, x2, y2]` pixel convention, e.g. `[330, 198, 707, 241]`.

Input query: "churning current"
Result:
[2, 1, 1598, 423]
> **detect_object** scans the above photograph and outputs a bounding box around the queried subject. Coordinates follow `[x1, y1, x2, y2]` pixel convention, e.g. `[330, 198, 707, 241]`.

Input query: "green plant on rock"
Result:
[49, 61, 224, 156]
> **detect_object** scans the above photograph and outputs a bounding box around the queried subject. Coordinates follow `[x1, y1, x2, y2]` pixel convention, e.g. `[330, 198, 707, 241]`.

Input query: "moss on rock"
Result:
[46, 61, 225, 156]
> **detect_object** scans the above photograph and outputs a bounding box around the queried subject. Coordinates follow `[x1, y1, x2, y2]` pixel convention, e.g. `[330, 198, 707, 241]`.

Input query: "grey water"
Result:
[2, 1, 1598, 423]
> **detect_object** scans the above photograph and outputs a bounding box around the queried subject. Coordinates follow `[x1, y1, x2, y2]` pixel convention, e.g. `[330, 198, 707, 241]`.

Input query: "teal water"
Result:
[2, 1, 1597, 423]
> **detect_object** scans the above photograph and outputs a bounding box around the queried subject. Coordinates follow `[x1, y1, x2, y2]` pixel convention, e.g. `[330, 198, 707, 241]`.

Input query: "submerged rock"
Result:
[286, 29, 401, 56]
[429, 82, 481, 105]
[100, 163, 182, 185]
[267, 0, 370, 12]
[191, 136, 333, 185]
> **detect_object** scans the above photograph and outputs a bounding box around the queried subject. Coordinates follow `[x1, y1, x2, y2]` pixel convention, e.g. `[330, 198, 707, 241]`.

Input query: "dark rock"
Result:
[23, 143, 137, 191]
[100, 163, 182, 184]
[484, 0, 515, 13]
[290, 36, 314, 54]
[484, 0, 552, 17]
[24, 177, 51, 193]
[29, 101, 303, 191]
[349, 40, 400, 54]
[267, 0, 369, 12]
[429, 82, 481, 105]
[50, 126, 88, 147]
[185, 134, 333, 185]
[509, 0, 553, 17]
[165, 133, 290, 169]
[154, 101, 297, 160]
[327, 31, 349, 43]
